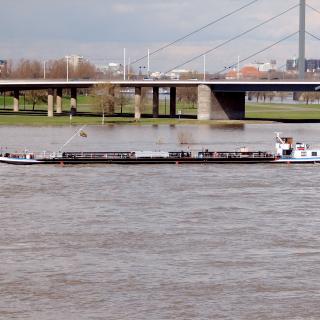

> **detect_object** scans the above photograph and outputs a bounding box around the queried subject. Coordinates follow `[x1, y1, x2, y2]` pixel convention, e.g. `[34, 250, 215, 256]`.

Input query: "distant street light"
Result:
[139, 66, 146, 77]
[43, 60, 46, 79]
[147, 49, 150, 77]
[65, 56, 70, 82]
[123, 48, 126, 81]
[203, 54, 206, 81]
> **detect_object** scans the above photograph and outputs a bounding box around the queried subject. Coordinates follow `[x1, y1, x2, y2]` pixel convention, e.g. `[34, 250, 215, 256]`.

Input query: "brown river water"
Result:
[1, 124, 320, 320]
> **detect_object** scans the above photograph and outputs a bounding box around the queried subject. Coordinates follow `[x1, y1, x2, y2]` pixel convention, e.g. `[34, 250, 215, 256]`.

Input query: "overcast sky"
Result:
[1, 0, 320, 73]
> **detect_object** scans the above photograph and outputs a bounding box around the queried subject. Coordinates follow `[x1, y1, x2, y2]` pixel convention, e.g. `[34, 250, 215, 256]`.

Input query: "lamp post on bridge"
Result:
[139, 66, 146, 78]
[123, 48, 126, 81]
[43, 60, 46, 79]
[203, 54, 206, 81]
[65, 55, 70, 82]
[299, 0, 306, 80]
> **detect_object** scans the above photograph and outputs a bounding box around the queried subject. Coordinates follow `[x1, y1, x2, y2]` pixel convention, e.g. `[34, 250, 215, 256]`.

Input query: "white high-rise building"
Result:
[253, 60, 277, 72]
[66, 55, 84, 69]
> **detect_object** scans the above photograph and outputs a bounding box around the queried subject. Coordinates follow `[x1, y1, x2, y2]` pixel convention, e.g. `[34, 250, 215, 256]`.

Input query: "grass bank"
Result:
[0, 113, 263, 126]
[246, 102, 320, 120]
[0, 98, 320, 126]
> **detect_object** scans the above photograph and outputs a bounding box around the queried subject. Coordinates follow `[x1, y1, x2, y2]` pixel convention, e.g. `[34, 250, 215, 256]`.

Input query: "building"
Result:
[0, 60, 7, 77]
[225, 60, 277, 80]
[150, 71, 164, 80]
[306, 59, 320, 73]
[166, 69, 193, 80]
[253, 60, 277, 72]
[66, 55, 84, 69]
[108, 63, 121, 73]
[226, 65, 260, 80]
[286, 57, 298, 72]
[286, 57, 320, 73]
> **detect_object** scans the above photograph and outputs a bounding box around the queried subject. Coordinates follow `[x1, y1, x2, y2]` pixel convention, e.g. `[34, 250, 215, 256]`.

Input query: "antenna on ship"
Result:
[59, 125, 87, 152]
[275, 132, 284, 144]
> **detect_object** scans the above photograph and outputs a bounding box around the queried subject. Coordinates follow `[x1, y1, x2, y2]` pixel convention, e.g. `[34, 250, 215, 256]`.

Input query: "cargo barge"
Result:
[0, 133, 319, 165]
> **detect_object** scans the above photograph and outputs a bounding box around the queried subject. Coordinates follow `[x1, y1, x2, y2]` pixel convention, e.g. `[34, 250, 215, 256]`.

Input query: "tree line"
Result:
[248, 91, 320, 105]
[1, 58, 96, 79]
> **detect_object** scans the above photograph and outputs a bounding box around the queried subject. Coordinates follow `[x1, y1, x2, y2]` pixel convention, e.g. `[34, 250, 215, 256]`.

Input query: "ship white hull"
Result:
[0, 157, 43, 165]
[274, 157, 320, 163]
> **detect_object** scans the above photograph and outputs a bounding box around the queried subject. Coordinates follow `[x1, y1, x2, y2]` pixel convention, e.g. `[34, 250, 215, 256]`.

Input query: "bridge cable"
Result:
[306, 31, 320, 42]
[214, 31, 299, 75]
[130, 0, 260, 66]
[306, 4, 320, 15]
[165, 4, 299, 74]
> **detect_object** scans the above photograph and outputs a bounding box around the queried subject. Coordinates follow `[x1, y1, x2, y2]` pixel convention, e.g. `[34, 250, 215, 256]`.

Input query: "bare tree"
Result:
[12, 59, 42, 79]
[114, 87, 130, 114]
[46, 59, 96, 80]
[251, 92, 261, 103]
[47, 59, 66, 79]
[25, 90, 47, 110]
[302, 92, 316, 105]
[76, 61, 96, 79]
[266, 92, 275, 103]
[247, 92, 254, 101]
[278, 92, 287, 103]
[261, 92, 267, 103]
[140, 87, 151, 114]
[315, 92, 320, 104]
[177, 87, 197, 107]
[91, 84, 116, 124]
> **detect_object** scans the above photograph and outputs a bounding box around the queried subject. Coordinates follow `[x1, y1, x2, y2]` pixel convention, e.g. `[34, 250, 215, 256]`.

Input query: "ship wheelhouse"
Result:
[275, 133, 320, 161]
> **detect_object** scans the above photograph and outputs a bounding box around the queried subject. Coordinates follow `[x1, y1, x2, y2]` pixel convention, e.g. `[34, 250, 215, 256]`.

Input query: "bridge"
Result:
[0, 0, 318, 120]
[0, 79, 320, 120]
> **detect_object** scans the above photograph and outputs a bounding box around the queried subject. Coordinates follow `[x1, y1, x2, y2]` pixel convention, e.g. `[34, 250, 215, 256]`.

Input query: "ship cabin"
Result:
[276, 133, 320, 160]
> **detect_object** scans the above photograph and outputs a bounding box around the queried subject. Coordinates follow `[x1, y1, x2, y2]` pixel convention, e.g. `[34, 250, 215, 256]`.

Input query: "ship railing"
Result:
[197, 151, 273, 159]
[32, 151, 63, 160]
[32, 151, 193, 160]
[168, 152, 192, 158]
[17, 151, 135, 160]
[4, 152, 52, 160]
[61, 151, 134, 160]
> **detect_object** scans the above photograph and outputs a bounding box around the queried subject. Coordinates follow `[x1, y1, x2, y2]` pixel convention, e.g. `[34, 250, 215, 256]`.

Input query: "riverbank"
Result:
[246, 102, 320, 120]
[0, 101, 319, 126]
[0, 113, 273, 126]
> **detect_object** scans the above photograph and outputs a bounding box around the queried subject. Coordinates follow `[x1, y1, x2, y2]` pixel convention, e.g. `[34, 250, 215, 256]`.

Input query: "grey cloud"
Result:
[1, 0, 319, 72]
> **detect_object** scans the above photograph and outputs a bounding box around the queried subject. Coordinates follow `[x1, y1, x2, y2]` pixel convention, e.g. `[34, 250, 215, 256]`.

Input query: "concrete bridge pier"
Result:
[56, 88, 63, 114]
[13, 90, 19, 112]
[134, 87, 142, 119]
[70, 88, 77, 112]
[170, 87, 176, 117]
[153, 87, 159, 118]
[47, 89, 54, 117]
[197, 85, 245, 120]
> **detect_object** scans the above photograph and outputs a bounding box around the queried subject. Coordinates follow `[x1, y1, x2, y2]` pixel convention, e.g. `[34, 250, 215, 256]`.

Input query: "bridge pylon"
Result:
[299, 0, 306, 80]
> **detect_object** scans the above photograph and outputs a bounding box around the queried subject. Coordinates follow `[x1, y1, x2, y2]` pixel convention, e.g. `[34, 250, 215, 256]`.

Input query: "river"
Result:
[1, 124, 320, 319]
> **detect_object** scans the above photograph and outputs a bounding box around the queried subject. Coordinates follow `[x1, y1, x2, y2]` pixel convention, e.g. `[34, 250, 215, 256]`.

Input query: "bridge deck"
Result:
[0, 80, 319, 92]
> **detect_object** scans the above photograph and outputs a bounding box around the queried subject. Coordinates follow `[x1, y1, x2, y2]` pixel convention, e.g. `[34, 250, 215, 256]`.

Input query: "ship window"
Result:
[312, 152, 318, 157]
[301, 151, 307, 157]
